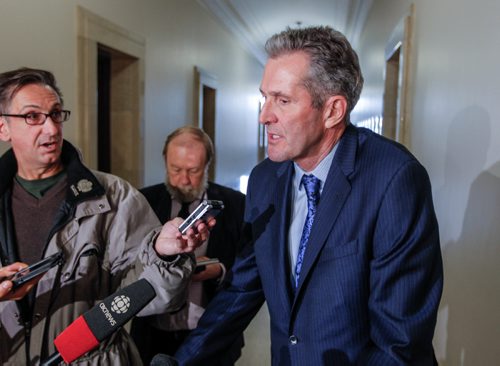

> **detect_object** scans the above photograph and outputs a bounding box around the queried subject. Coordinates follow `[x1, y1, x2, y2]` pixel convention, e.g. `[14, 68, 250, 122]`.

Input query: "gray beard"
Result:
[165, 174, 208, 203]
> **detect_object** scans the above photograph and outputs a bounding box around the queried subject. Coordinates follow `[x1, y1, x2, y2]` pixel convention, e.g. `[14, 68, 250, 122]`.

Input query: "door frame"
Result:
[382, 3, 415, 148]
[77, 6, 145, 187]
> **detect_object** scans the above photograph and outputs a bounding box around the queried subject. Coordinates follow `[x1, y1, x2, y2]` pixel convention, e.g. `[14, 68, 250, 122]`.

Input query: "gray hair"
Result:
[0, 67, 63, 113]
[162, 126, 214, 167]
[265, 26, 363, 123]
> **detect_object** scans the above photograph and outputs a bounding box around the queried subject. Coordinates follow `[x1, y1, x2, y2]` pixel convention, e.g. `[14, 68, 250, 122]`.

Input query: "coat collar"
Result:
[0, 140, 105, 202]
[0, 140, 105, 264]
[61, 140, 105, 203]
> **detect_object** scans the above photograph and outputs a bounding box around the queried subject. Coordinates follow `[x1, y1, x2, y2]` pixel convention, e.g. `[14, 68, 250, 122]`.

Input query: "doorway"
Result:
[382, 46, 401, 141]
[194, 67, 217, 181]
[77, 7, 145, 187]
[97, 46, 111, 173]
[97, 44, 140, 183]
[381, 4, 415, 147]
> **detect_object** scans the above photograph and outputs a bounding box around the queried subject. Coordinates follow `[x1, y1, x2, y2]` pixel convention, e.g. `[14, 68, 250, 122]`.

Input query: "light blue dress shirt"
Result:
[288, 144, 338, 284]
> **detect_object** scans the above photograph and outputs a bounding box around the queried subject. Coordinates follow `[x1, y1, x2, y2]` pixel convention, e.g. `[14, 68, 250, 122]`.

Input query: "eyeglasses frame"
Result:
[0, 110, 71, 125]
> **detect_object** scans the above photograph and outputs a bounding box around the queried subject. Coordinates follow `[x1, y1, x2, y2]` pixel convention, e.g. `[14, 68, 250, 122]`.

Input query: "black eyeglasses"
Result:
[0, 110, 71, 125]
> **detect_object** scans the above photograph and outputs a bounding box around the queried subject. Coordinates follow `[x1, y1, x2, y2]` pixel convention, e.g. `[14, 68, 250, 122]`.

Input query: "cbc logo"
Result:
[111, 295, 131, 314]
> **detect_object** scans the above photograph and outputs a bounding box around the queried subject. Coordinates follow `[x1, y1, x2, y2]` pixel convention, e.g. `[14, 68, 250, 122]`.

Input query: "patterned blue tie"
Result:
[294, 174, 321, 288]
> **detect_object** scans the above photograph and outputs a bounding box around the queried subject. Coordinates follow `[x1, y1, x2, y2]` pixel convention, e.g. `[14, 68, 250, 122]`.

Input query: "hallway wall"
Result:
[0, 0, 263, 190]
[0, 1, 267, 363]
[356, 0, 500, 364]
[2, 0, 498, 364]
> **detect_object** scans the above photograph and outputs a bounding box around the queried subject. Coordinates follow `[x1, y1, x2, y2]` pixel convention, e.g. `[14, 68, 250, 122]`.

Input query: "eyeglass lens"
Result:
[26, 110, 70, 125]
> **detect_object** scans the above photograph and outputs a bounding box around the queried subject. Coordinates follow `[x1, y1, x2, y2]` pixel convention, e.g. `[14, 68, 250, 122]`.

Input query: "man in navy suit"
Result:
[176, 26, 443, 365]
[131, 126, 245, 365]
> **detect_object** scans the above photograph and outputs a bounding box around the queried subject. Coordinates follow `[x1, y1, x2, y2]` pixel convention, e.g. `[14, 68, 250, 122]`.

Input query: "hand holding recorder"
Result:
[0, 252, 63, 301]
[0, 263, 29, 300]
[178, 200, 224, 235]
[154, 200, 223, 256]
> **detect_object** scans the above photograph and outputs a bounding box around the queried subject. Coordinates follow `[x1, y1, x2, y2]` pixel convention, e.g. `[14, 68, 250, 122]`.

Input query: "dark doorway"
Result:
[97, 45, 111, 173]
[78, 8, 145, 188]
[95, 43, 141, 186]
[202, 85, 216, 180]
[382, 46, 401, 141]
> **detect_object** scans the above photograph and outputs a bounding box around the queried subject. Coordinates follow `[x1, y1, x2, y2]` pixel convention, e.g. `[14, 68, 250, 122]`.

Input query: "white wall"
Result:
[0, 1, 268, 364]
[6, 0, 499, 364]
[0, 0, 80, 153]
[356, 0, 500, 364]
[0, 0, 263, 190]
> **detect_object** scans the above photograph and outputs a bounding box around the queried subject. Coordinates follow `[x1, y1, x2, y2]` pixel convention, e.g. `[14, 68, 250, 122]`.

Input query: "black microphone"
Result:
[41, 279, 156, 365]
[150, 353, 179, 366]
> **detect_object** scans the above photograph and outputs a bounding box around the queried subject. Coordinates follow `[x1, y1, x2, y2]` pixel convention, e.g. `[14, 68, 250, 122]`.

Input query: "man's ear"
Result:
[323, 95, 347, 129]
[0, 117, 12, 142]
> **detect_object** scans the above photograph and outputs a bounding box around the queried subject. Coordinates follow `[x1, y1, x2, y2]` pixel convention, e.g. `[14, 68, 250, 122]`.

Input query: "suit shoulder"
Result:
[357, 126, 420, 166]
[249, 158, 289, 185]
[139, 183, 167, 200]
[251, 158, 285, 177]
[352, 127, 431, 191]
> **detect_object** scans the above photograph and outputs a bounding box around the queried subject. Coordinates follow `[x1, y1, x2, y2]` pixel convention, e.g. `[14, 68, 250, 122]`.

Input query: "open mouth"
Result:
[40, 141, 59, 150]
[268, 133, 282, 142]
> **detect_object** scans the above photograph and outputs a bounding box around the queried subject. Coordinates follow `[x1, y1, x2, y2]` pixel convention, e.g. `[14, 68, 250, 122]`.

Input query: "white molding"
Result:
[198, 0, 267, 65]
[197, 0, 373, 66]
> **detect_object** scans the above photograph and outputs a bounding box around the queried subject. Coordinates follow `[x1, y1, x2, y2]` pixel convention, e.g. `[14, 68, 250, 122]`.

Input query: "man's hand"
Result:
[0, 262, 40, 301]
[154, 217, 216, 257]
[192, 256, 222, 282]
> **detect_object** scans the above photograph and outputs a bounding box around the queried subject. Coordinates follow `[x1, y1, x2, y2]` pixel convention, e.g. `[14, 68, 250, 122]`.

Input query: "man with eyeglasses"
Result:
[0, 67, 212, 365]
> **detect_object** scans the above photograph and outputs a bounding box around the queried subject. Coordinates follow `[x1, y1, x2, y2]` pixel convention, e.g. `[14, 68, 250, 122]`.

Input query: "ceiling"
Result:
[198, 0, 374, 66]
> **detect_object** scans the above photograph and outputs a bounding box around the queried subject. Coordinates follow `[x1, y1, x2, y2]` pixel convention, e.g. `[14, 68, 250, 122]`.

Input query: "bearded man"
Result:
[130, 126, 246, 365]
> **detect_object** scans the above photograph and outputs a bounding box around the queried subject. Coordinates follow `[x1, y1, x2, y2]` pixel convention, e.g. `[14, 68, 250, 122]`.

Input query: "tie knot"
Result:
[301, 174, 321, 202]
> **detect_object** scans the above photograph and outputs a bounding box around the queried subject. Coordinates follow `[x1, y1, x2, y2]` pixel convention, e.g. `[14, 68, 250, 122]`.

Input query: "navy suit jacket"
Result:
[176, 125, 443, 366]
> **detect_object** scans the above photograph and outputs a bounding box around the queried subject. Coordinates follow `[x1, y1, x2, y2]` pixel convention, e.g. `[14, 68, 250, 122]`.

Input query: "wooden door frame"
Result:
[382, 3, 415, 148]
[77, 6, 145, 187]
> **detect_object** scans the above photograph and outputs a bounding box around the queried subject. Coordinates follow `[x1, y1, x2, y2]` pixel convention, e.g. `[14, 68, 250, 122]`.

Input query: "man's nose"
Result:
[179, 171, 191, 185]
[42, 116, 62, 134]
[259, 101, 277, 125]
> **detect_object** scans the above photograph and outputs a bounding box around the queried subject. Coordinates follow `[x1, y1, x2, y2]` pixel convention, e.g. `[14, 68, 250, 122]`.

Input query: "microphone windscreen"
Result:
[150, 353, 180, 366]
[83, 279, 156, 341]
[53, 316, 99, 363]
[54, 278, 156, 363]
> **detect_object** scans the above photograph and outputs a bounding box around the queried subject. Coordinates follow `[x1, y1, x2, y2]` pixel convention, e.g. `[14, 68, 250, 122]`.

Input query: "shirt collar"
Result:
[293, 143, 338, 192]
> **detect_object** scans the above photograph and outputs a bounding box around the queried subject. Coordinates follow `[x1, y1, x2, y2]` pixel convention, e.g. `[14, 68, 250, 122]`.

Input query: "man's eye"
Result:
[279, 99, 289, 105]
[50, 110, 62, 119]
[26, 113, 42, 121]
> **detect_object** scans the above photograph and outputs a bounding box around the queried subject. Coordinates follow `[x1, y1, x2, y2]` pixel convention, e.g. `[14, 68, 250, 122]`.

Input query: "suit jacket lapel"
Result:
[293, 125, 358, 296]
[150, 186, 172, 223]
[205, 183, 226, 258]
[269, 162, 295, 308]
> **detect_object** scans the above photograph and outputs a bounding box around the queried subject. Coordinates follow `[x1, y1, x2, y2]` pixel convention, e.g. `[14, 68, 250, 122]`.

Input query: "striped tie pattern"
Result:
[294, 174, 321, 288]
